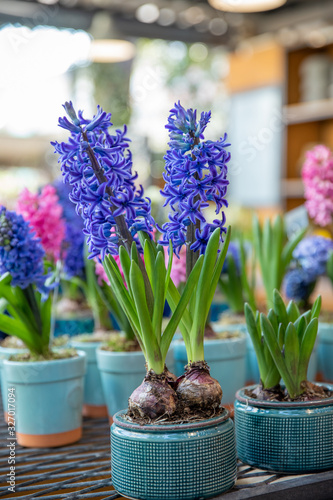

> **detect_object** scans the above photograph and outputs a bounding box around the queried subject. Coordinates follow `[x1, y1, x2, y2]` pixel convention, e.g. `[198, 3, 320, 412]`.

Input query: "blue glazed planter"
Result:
[70, 340, 107, 418]
[173, 332, 246, 406]
[0, 346, 27, 422]
[97, 348, 174, 421]
[54, 315, 94, 337]
[111, 409, 236, 500]
[3, 351, 86, 447]
[318, 322, 333, 382]
[234, 383, 333, 473]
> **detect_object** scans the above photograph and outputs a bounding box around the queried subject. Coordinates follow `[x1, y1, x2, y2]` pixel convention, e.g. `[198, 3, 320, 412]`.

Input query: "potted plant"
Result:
[53, 101, 237, 499]
[234, 289, 333, 473]
[0, 206, 86, 447]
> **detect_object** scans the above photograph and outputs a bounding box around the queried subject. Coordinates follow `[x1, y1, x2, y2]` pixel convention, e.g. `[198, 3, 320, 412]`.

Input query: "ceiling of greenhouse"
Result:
[1, 0, 333, 47]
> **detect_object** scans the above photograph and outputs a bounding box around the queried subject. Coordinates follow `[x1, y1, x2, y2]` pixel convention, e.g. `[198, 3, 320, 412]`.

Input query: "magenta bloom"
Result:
[165, 246, 186, 288]
[17, 185, 66, 261]
[302, 145, 333, 227]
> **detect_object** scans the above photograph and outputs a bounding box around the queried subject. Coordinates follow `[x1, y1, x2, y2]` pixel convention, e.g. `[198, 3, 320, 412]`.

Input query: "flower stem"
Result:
[82, 131, 154, 315]
[186, 135, 201, 280]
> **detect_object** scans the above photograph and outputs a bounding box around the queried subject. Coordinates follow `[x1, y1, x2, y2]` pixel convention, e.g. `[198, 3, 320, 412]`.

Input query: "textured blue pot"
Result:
[234, 384, 333, 473]
[3, 351, 86, 447]
[0, 346, 27, 421]
[111, 409, 236, 500]
[97, 348, 174, 420]
[173, 332, 246, 406]
[54, 315, 94, 337]
[69, 340, 107, 417]
[318, 322, 333, 382]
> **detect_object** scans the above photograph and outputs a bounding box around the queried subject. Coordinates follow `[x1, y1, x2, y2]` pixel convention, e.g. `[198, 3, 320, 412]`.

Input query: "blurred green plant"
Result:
[252, 214, 306, 308]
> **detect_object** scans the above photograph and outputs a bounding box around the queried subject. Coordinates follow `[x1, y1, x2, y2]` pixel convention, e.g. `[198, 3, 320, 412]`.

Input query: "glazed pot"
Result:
[318, 322, 333, 382]
[3, 351, 86, 447]
[54, 315, 94, 337]
[70, 339, 107, 418]
[173, 331, 246, 408]
[0, 345, 27, 422]
[96, 348, 174, 423]
[111, 409, 236, 500]
[234, 383, 333, 473]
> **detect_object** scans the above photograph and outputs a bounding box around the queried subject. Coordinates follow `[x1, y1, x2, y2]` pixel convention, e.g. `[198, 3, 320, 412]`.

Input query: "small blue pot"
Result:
[0, 346, 27, 422]
[173, 333, 246, 406]
[70, 340, 107, 418]
[54, 316, 94, 337]
[3, 351, 86, 447]
[96, 348, 174, 420]
[234, 383, 333, 473]
[111, 409, 236, 500]
[318, 322, 333, 382]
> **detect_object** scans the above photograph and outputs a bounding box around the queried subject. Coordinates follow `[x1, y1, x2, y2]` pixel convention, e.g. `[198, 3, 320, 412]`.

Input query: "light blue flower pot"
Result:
[3, 351, 86, 447]
[318, 322, 333, 382]
[96, 348, 174, 421]
[54, 316, 94, 337]
[0, 345, 27, 422]
[111, 409, 236, 500]
[173, 333, 247, 407]
[69, 340, 107, 418]
[234, 383, 333, 473]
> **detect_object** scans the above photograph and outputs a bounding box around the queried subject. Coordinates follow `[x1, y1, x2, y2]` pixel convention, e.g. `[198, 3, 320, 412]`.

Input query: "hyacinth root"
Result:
[176, 361, 223, 417]
[128, 370, 177, 421]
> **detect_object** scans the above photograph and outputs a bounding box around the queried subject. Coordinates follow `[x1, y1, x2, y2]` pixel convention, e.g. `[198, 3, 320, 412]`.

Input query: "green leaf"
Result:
[260, 313, 296, 396]
[310, 295, 322, 321]
[287, 300, 300, 323]
[281, 227, 307, 273]
[119, 245, 134, 299]
[130, 260, 163, 373]
[277, 323, 285, 349]
[152, 251, 166, 341]
[267, 309, 278, 333]
[284, 322, 299, 381]
[273, 289, 289, 328]
[327, 252, 333, 284]
[298, 318, 318, 383]
[0, 313, 38, 353]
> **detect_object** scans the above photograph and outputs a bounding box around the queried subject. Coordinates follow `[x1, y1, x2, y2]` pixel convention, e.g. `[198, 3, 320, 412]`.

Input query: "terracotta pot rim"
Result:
[113, 408, 230, 432]
[236, 383, 333, 409]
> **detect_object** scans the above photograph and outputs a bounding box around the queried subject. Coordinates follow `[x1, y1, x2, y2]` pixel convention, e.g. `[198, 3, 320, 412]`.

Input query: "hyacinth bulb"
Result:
[176, 361, 222, 413]
[128, 372, 177, 420]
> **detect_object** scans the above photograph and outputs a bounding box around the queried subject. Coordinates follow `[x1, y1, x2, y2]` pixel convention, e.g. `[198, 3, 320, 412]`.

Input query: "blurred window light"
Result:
[189, 43, 208, 63]
[0, 25, 91, 137]
[208, 0, 286, 13]
[209, 18, 228, 36]
[136, 4, 160, 24]
[89, 39, 135, 63]
[158, 8, 176, 27]
[183, 7, 206, 26]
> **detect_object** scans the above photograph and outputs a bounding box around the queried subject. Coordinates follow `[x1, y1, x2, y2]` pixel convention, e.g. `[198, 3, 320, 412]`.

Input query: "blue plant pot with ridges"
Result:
[3, 351, 86, 447]
[111, 409, 236, 500]
[234, 384, 333, 473]
[318, 322, 333, 382]
[70, 340, 107, 417]
[0, 346, 27, 422]
[173, 333, 246, 406]
[97, 348, 175, 420]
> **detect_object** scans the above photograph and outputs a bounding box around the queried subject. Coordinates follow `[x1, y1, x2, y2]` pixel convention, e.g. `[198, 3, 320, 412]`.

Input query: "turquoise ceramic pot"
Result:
[318, 322, 333, 382]
[173, 333, 246, 406]
[54, 316, 94, 337]
[70, 340, 107, 417]
[97, 348, 174, 420]
[111, 409, 236, 500]
[0, 346, 27, 422]
[234, 383, 333, 473]
[3, 351, 86, 447]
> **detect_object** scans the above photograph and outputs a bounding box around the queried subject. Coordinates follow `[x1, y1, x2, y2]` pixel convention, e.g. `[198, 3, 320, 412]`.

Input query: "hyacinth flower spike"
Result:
[159, 102, 231, 415]
[53, 102, 219, 420]
[0, 207, 54, 357]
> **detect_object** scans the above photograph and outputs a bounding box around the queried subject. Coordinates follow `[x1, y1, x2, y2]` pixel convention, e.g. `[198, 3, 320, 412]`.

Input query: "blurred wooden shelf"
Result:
[284, 99, 333, 125]
[281, 178, 304, 198]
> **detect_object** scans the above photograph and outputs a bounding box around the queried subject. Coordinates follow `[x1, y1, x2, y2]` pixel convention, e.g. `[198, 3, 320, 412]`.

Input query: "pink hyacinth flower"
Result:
[17, 185, 66, 261]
